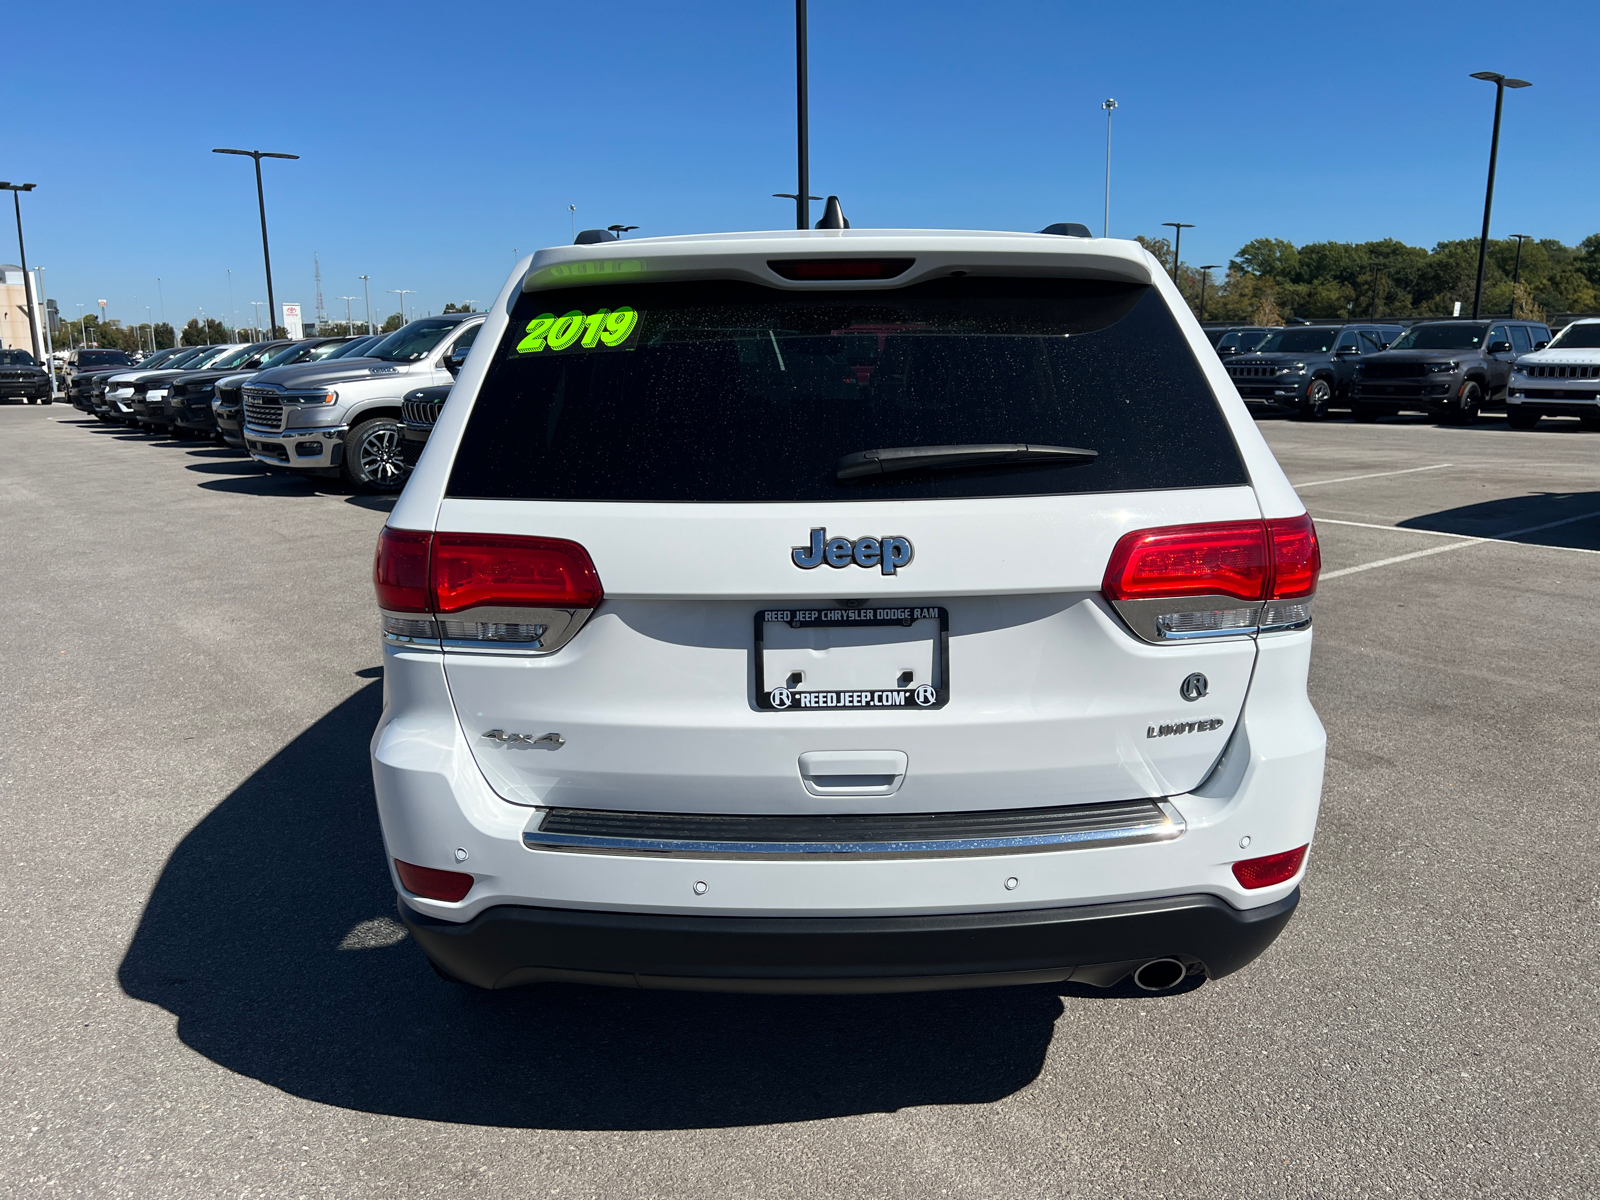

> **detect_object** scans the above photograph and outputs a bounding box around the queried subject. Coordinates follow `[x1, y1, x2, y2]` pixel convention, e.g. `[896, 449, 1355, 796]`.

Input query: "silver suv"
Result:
[242, 314, 485, 491]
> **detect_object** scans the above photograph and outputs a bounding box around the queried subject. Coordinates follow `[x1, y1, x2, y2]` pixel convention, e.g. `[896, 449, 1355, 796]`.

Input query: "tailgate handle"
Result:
[798, 750, 908, 797]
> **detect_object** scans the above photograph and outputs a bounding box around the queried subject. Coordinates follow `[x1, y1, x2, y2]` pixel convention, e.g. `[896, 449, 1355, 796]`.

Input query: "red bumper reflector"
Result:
[394, 859, 474, 903]
[1232, 844, 1309, 890]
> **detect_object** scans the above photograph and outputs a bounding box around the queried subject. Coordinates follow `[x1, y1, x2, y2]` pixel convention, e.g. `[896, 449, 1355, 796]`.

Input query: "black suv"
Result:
[1349, 319, 1553, 424]
[1213, 326, 1278, 359]
[1225, 323, 1404, 419]
[0, 349, 53, 403]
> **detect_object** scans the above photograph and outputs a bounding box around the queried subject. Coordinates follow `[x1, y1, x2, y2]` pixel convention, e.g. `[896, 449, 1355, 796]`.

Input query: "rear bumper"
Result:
[400, 887, 1300, 993]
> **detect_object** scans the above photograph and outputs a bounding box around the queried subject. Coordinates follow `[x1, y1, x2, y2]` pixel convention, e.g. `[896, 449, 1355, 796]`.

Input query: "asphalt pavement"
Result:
[1, 406, 1596, 1198]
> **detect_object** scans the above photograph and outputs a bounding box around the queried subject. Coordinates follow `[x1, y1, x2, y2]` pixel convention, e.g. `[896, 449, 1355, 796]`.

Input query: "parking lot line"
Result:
[1293, 463, 1453, 488]
[1321, 508, 1600, 580]
[1315, 518, 1477, 539]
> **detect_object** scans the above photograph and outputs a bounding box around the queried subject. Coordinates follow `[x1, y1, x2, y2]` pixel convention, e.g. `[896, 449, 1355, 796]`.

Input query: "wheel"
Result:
[1506, 407, 1539, 430]
[1301, 378, 1332, 421]
[1351, 402, 1380, 423]
[1447, 381, 1483, 425]
[40, 396, 52, 406]
[342, 417, 410, 493]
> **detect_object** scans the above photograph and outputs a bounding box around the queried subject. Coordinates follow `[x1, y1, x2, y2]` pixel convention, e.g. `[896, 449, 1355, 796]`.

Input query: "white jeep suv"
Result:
[370, 229, 1326, 994]
[1506, 317, 1600, 430]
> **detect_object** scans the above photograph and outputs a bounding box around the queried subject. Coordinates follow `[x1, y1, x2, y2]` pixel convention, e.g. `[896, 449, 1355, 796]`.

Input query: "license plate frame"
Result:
[753, 605, 949, 712]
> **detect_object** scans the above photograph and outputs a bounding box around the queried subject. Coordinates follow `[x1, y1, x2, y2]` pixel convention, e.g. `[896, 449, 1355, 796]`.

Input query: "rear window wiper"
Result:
[836, 443, 1098, 480]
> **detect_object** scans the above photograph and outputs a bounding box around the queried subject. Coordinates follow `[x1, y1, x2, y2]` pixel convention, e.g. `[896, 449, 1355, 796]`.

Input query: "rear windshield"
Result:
[448, 277, 1245, 503]
[78, 350, 131, 367]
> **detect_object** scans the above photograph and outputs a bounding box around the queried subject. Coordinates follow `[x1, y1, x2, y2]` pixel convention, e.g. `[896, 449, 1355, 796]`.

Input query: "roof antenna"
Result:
[815, 195, 849, 230]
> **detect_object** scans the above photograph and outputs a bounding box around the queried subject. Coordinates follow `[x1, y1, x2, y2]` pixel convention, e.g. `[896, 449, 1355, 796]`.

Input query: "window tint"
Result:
[1336, 331, 1360, 353]
[0, 350, 37, 366]
[1488, 326, 1510, 351]
[76, 350, 131, 367]
[1508, 325, 1531, 353]
[1258, 328, 1340, 354]
[1547, 323, 1600, 349]
[366, 320, 461, 362]
[1389, 324, 1487, 351]
[449, 277, 1246, 504]
[1359, 331, 1385, 352]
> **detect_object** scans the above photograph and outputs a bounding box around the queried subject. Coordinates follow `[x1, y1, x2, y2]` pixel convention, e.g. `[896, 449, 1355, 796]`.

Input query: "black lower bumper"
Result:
[401, 889, 1299, 994]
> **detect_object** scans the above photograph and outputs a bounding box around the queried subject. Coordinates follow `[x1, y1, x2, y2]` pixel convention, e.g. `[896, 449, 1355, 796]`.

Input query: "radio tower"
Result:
[313, 252, 327, 328]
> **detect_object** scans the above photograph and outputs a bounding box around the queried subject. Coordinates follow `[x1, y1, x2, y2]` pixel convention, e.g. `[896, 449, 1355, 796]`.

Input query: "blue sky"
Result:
[5, 1, 1592, 334]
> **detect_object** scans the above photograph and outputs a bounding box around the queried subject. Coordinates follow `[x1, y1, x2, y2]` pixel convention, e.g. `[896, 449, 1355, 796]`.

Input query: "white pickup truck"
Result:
[242, 314, 484, 491]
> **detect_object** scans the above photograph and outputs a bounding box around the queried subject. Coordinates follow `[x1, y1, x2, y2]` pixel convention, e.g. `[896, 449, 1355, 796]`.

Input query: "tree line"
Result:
[1135, 233, 1600, 325]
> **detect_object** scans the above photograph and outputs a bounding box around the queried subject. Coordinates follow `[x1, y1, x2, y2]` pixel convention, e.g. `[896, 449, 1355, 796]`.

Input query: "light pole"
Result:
[35, 267, 57, 395]
[1162, 222, 1194, 288]
[360, 275, 373, 334]
[388, 289, 415, 328]
[0, 183, 41, 360]
[1101, 99, 1117, 238]
[250, 302, 265, 337]
[212, 147, 299, 337]
[144, 306, 154, 352]
[568, 205, 576, 239]
[1467, 72, 1530, 320]
[1509, 233, 1533, 316]
[795, 0, 810, 230]
[156, 277, 165, 326]
[338, 295, 358, 334]
[1197, 265, 1221, 322]
[226, 268, 236, 335]
[75, 302, 85, 347]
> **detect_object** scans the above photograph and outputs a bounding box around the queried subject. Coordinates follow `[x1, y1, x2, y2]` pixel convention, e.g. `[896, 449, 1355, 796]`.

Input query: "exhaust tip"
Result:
[1132, 958, 1187, 992]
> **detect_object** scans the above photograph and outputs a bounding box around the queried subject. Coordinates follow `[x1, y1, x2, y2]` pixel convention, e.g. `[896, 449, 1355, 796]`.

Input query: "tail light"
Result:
[394, 858, 474, 903]
[1232, 844, 1308, 889]
[373, 526, 603, 653]
[1102, 515, 1319, 643]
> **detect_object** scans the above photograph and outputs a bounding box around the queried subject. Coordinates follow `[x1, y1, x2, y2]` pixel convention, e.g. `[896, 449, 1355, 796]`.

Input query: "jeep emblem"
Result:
[791, 528, 914, 576]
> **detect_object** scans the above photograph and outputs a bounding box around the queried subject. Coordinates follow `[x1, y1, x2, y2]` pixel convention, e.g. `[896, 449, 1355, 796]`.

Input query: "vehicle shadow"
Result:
[196, 473, 343, 497]
[118, 682, 1072, 1129]
[1398, 490, 1600, 551]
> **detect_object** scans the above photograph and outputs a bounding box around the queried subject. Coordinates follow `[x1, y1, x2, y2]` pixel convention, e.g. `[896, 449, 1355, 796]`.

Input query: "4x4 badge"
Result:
[791, 528, 914, 575]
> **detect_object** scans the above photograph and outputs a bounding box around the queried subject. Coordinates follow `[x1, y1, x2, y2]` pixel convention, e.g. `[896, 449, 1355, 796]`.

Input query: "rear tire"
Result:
[342, 417, 409, 493]
[1506, 407, 1540, 431]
